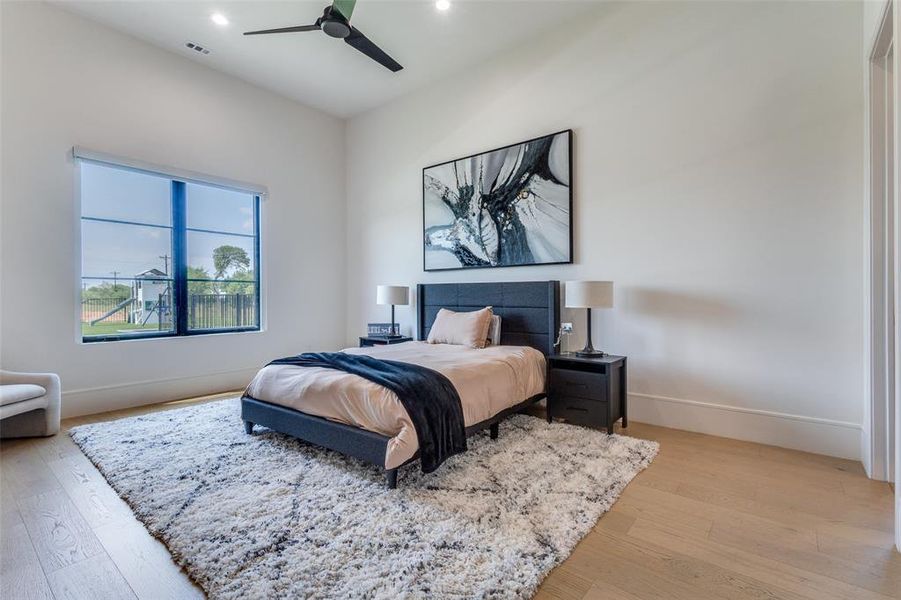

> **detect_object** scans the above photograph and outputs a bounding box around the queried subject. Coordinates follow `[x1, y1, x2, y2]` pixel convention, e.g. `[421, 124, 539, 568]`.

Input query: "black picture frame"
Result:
[422, 129, 574, 272]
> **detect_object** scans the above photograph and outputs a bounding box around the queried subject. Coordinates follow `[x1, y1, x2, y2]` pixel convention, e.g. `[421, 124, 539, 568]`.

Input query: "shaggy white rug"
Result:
[70, 398, 658, 599]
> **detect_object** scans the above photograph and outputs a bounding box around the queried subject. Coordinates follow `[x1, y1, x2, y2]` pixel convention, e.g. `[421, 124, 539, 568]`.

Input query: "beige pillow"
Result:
[427, 307, 493, 349]
[485, 315, 502, 346]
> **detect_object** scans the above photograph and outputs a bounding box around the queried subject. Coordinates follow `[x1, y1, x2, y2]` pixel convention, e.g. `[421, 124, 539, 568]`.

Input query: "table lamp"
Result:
[376, 285, 409, 338]
[565, 281, 613, 357]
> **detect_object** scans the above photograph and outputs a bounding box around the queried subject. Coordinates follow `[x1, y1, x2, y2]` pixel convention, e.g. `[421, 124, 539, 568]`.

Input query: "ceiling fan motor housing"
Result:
[320, 6, 351, 38]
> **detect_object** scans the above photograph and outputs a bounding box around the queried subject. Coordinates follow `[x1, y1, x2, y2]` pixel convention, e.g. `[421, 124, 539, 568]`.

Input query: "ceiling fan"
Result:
[244, 0, 402, 72]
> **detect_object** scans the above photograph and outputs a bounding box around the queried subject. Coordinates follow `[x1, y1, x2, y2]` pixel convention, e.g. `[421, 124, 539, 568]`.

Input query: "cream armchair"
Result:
[0, 370, 61, 438]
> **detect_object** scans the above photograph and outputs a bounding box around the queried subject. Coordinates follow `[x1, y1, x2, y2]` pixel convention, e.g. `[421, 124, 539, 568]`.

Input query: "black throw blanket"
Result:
[264, 352, 467, 473]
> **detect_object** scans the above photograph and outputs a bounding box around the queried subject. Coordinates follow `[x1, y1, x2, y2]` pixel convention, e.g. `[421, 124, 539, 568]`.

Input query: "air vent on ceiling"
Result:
[185, 42, 211, 55]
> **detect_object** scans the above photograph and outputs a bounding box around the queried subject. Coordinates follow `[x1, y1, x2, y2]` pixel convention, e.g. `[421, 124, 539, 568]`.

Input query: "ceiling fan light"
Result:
[211, 13, 229, 26]
[435, 0, 451, 11]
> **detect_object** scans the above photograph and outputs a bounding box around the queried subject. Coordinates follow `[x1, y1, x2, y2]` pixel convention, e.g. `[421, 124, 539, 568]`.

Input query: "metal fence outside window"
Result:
[81, 293, 256, 330]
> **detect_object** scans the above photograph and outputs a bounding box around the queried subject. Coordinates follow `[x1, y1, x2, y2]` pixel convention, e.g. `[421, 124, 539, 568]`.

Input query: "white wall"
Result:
[346, 1, 865, 459]
[0, 1, 346, 417]
[0, 1, 870, 460]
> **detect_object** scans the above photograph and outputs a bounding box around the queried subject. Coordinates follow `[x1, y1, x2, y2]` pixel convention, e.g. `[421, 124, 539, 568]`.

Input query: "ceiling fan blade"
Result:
[244, 24, 319, 36]
[332, 0, 356, 21]
[344, 27, 403, 72]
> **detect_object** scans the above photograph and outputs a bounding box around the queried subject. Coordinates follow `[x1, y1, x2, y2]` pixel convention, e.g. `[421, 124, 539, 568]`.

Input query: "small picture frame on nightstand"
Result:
[367, 322, 397, 336]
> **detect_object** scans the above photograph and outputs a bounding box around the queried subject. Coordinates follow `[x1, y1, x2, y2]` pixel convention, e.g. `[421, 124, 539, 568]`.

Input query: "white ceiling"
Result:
[57, 0, 598, 118]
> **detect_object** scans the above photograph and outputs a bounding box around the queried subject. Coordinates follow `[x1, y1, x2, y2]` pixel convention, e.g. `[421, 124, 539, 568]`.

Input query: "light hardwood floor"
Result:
[1, 393, 898, 600]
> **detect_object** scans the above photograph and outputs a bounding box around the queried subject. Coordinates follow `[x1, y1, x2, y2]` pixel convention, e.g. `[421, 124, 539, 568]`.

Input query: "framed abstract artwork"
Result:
[422, 129, 573, 272]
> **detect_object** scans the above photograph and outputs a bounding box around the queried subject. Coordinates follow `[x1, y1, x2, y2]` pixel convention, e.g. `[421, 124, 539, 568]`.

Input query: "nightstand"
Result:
[359, 336, 413, 348]
[546, 354, 627, 434]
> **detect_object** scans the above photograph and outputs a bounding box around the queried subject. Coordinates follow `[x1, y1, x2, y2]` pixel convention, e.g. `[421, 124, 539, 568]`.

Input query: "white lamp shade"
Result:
[376, 285, 409, 306]
[565, 281, 613, 309]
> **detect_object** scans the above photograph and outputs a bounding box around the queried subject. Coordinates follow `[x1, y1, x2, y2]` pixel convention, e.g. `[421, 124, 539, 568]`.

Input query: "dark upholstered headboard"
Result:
[417, 281, 560, 355]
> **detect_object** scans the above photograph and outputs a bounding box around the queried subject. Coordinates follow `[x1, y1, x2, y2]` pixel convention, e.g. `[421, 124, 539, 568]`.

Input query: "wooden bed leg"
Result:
[243, 420, 254, 434]
[386, 469, 398, 490]
[490, 422, 499, 440]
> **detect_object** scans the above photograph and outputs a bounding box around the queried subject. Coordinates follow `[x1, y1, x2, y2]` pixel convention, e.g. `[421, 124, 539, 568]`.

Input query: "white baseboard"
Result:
[61, 374, 863, 461]
[896, 493, 900, 552]
[61, 367, 259, 418]
[861, 427, 874, 478]
[629, 392, 862, 461]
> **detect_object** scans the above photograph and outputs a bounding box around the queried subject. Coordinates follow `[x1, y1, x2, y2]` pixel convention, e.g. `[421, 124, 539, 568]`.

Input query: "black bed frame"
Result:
[241, 280, 560, 489]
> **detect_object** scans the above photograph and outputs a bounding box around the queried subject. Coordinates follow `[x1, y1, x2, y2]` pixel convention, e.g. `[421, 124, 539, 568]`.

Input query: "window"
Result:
[79, 157, 261, 342]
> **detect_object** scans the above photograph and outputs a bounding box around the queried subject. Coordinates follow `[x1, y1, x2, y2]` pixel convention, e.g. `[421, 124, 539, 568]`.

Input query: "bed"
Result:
[241, 280, 560, 488]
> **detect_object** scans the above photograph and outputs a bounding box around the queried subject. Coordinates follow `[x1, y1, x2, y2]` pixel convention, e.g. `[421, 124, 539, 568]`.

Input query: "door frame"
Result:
[865, 0, 895, 484]
[864, 0, 899, 552]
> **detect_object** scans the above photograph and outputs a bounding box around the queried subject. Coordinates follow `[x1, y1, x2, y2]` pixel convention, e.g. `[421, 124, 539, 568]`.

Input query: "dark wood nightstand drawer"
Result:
[549, 369, 607, 402]
[551, 396, 608, 428]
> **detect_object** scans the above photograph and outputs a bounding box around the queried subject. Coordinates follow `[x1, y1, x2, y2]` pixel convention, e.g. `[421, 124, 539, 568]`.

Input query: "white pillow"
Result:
[485, 315, 502, 346]
[427, 307, 493, 349]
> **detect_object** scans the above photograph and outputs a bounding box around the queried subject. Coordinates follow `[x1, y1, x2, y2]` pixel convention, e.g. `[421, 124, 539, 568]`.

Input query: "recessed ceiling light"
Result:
[211, 13, 229, 26]
[435, 0, 450, 11]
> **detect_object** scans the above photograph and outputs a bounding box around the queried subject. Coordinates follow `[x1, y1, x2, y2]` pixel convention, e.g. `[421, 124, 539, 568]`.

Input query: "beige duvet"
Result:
[244, 341, 547, 469]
